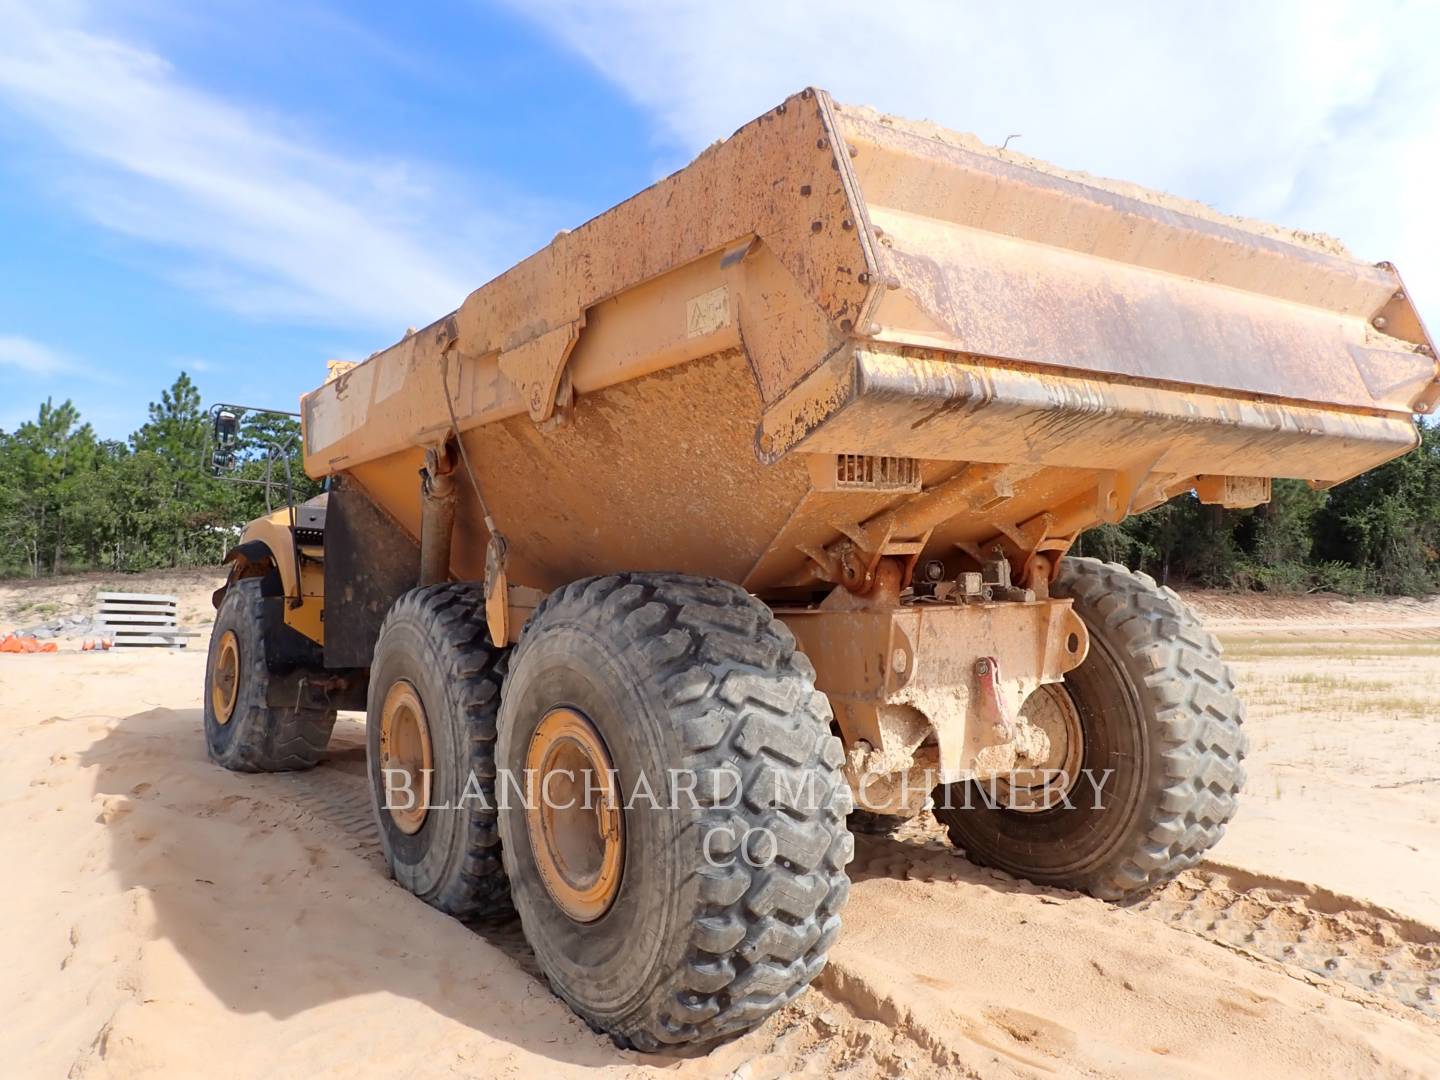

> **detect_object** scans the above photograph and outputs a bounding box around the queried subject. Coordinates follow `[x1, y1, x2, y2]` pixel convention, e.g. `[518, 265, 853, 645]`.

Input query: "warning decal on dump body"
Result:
[686, 286, 730, 338]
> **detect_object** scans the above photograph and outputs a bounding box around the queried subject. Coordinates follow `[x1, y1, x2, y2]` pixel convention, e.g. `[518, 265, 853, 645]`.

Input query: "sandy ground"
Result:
[1, 571, 1437, 1078]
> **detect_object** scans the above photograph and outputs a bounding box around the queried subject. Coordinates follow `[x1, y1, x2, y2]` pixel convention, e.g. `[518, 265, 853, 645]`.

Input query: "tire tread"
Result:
[511, 572, 852, 1050]
[206, 578, 334, 773]
[1061, 558, 1245, 897]
[370, 583, 510, 919]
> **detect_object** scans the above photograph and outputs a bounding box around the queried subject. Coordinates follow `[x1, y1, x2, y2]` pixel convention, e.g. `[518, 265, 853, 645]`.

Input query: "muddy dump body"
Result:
[212, 89, 1434, 1050]
[302, 89, 1434, 598]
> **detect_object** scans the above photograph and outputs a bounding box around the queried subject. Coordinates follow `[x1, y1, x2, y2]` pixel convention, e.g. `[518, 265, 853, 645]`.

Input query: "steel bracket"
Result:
[499, 318, 585, 425]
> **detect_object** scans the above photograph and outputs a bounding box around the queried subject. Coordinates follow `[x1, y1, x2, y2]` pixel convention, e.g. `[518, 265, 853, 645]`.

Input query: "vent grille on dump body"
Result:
[834, 454, 920, 492]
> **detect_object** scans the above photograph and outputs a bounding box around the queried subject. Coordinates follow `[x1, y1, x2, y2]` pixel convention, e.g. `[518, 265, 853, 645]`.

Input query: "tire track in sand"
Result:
[1131, 866, 1439, 1018]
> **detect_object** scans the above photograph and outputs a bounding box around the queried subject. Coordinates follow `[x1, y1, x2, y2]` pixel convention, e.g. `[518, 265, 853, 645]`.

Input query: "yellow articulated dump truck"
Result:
[204, 89, 1437, 1049]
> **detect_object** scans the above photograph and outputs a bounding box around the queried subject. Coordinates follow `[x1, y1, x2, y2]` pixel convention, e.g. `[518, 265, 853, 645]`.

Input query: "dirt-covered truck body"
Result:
[206, 89, 1435, 1050]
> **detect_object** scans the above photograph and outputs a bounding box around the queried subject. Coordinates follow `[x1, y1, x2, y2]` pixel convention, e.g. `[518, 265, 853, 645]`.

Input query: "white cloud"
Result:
[506, 0, 1440, 328]
[0, 335, 76, 375]
[0, 2, 547, 332]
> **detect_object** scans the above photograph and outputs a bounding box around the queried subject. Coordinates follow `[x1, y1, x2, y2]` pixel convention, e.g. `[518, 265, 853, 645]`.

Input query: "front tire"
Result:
[934, 558, 1246, 899]
[204, 578, 335, 771]
[497, 573, 852, 1051]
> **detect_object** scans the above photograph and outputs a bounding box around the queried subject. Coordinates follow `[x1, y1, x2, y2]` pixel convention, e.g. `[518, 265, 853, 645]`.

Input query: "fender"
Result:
[214, 507, 325, 647]
[213, 509, 301, 607]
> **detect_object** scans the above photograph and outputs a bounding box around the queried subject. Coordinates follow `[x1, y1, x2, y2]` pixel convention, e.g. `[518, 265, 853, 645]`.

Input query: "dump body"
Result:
[260, 88, 1435, 798]
[300, 88, 1435, 603]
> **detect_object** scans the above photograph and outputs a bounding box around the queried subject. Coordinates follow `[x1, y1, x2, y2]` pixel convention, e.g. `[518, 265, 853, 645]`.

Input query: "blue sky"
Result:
[2, 0, 1437, 438]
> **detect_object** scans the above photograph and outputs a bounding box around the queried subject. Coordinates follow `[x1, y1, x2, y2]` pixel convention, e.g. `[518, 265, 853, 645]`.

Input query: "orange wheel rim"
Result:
[212, 630, 240, 725]
[379, 680, 433, 835]
[524, 708, 624, 922]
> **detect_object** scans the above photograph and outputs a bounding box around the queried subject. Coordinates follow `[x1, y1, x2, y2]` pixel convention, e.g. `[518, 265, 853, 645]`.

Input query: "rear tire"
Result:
[366, 584, 511, 919]
[933, 558, 1246, 899]
[204, 578, 335, 771]
[497, 573, 852, 1051]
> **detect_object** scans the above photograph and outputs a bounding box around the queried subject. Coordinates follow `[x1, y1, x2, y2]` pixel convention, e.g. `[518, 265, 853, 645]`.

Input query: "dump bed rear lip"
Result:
[759, 345, 1420, 487]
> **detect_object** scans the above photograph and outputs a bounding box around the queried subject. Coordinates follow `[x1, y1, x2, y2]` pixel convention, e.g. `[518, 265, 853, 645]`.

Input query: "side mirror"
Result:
[211, 409, 239, 474]
[205, 402, 299, 484]
[214, 409, 239, 448]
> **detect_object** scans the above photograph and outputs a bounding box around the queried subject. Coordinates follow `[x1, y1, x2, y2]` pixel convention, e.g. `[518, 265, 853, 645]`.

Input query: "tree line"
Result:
[1073, 425, 1440, 595]
[0, 373, 318, 578]
[2, 373, 1437, 594]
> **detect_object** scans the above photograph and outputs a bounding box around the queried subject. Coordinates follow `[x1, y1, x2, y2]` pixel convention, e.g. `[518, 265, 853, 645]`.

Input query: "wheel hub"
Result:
[524, 707, 624, 923]
[994, 682, 1084, 813]
[379, 680, 433, 835]
[212, 630, 240, 725]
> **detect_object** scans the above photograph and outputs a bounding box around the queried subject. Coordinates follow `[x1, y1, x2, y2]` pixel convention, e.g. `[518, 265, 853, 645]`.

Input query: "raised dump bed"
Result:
[204, 89, 1436, 1051]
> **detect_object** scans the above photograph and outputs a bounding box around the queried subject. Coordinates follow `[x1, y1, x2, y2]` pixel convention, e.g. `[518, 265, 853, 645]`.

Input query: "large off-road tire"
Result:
[366, 583, 511, 919]
[497, 573, 853, 1051]
[934, 557, 1246, 899]
[204, 577, 336, 771]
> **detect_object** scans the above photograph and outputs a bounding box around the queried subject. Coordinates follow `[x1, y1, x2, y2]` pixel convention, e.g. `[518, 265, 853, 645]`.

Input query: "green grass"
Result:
[1345, 696, 1434, 718]
[1221, 638, 1440, 661]
[2, 598, 62, 623]
[1240, 687, 1432, 717]
[1275, 673, 1393, 692]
